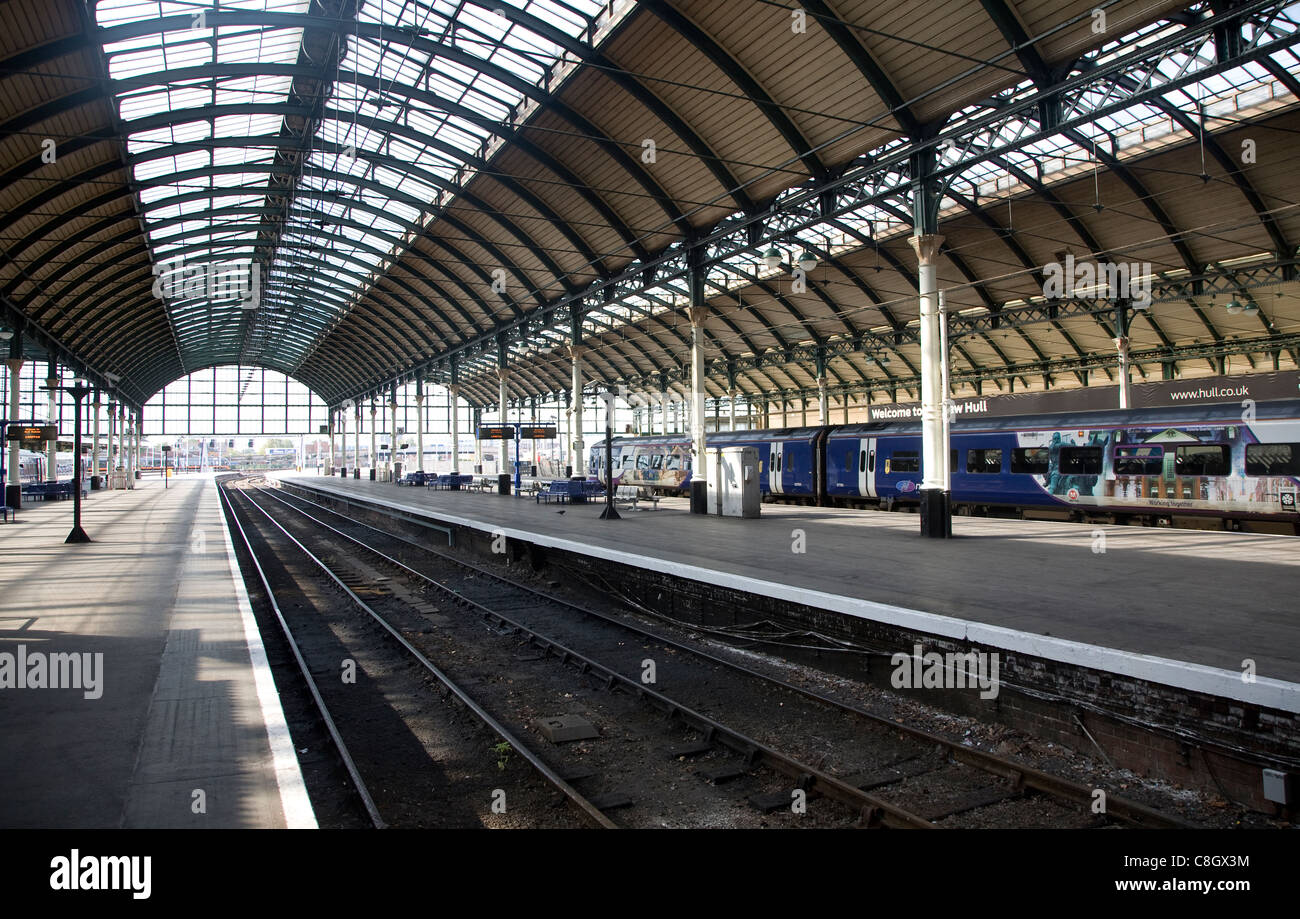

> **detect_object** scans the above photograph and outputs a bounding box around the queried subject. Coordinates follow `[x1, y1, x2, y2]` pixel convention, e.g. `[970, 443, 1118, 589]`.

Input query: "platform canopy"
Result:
[1, 0, 1298, 411]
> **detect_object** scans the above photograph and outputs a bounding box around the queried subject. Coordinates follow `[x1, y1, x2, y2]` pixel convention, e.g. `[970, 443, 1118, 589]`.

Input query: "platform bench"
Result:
[536, 480, 572, 504]
[614, 485, 659, 509]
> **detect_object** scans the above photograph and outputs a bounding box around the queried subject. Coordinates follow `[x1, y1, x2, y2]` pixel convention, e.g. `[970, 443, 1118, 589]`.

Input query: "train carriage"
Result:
[591, 399, 1300, 532]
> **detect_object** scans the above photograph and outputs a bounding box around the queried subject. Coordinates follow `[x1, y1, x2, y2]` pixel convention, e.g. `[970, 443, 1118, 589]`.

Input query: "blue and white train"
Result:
[10, 449, 76, 484]
[590, 401, 1300, 533]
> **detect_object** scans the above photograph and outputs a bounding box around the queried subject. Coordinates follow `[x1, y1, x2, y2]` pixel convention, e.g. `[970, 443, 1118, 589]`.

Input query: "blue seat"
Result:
[536, 480, 572, 504]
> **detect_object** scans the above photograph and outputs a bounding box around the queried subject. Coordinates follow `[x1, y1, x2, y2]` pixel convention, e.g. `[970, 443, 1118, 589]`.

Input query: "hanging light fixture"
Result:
[1225, 299, 1243, 315]
[762, 247, 783, 270]
[1240, 300, 1259, 316]
[796, 250, 817, 272]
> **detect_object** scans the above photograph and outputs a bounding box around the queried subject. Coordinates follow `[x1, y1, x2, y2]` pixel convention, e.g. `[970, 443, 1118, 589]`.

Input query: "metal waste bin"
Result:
[497, 473, 511, 495]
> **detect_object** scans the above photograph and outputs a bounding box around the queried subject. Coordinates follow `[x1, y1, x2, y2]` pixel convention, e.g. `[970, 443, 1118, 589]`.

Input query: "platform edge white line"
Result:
[216, 478, 318, 829]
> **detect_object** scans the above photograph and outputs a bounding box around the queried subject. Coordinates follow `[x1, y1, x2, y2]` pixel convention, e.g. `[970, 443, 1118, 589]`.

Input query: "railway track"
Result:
[224, 477, 944, 828]
[261, 477, 1197, 829]
[220, 479, 612, 829]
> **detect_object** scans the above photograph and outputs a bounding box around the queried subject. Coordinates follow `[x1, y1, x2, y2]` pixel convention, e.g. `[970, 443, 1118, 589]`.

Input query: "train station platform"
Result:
[276, 471, 1299, 807]
[279, 472, 1300, 700]
[0, 475, 314, 828]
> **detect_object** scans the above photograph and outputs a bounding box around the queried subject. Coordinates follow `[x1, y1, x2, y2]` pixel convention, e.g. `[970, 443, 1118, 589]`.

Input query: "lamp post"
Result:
[598, 391, 620, 520]
[63, 379, 92, 544]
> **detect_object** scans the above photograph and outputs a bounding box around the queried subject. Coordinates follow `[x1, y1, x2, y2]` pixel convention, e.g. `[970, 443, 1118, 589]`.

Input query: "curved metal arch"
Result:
[0, 159, 125, 243]
[1112, 71, 1290, 256]
[125, 187, 498, 350]
[19, 226, 151, 314]
[1060, 127, 1201, 272]
[574, 320, 668, 384]
[292, 330, 402, 395]
[1060, 125, 1225, 353]
[991, 153, 1178, 357]
[419, 234, 530, 320]
[75, 322, 180, 387]
[46, 253, 158, 337]
[719, 271, 830, 356]
[798, 240, 899, 327]
[937, 189, 1091, 373]
[340, 30, 695, 239]
[113, 88, 644, 280]
[0, 128, 116, 203]
[800, 0, 920, 137]
[120, 126, 571, 280]
[0, 82, 104, 143]
[368, 266, 489, 351]
[319, 66, 653, 260]
[2, 186, 137, 269]
[395, 238, 522, 335]
[146, 226, 460, 356]
[692, 293, 788, 379]
[437, 210, 579, 302]
[60, 294, 167, 365]
[485, 0, 756, 213]
[637, 0, 830, 182]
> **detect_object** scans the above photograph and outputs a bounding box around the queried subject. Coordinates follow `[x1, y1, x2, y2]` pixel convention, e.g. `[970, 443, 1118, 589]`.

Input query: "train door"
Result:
[768, 442, 784, 494]
[857, 437, 876, 498]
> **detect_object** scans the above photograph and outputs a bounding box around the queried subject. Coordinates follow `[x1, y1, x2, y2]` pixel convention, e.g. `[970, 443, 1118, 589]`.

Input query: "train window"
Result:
[665, 453, 682, 471]
[1114, 446, 1163, 476]
[868, 450, 875, 473]
[651, 454, 664, 469]
[636, 453, 652, 470]
[891, 451, 919, 473]
[1246, 443, 1300, 476]
[859, 450, 865, 473]
[1176, 444, 1228, 476]
[1011, 447, 1049, 475]
[966, 448, 1002, 473]
[1059, 447, 1102, 475]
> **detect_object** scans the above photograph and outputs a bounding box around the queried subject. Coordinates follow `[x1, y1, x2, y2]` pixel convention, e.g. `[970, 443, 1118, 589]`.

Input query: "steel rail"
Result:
[268, 479, 1198, 829]
[253, 481, 936, 828]
[226, 480, 617, 829]
[218, 480, 387, 829]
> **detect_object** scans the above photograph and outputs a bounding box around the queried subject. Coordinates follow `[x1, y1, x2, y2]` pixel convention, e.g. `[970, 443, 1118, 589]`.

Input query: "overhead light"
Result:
[1240, 301, 1259, 316]
[796, 250, 818, 272]
[762, 247, 783, 270]
[0, 329, 11, 341]
[1225, 300, 1243, 315]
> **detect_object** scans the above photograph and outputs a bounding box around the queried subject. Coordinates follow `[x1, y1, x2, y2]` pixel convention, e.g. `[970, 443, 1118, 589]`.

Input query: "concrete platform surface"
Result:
[281, 473, 1300, 712]
[0, 475, 313, 828]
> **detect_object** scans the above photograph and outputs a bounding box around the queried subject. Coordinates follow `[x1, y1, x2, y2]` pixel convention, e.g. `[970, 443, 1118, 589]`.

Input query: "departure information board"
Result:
[6, 425, 56, 443]
[477, 425, 514, 440]
[518, 425, 557, 440]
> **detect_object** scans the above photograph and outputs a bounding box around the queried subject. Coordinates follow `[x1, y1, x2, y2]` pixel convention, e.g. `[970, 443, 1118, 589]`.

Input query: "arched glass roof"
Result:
[95, 0, 609, 375]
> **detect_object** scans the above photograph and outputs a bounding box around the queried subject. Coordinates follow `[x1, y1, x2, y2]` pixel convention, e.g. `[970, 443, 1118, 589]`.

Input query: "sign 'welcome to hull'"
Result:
[864, 371, 1299, 423]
